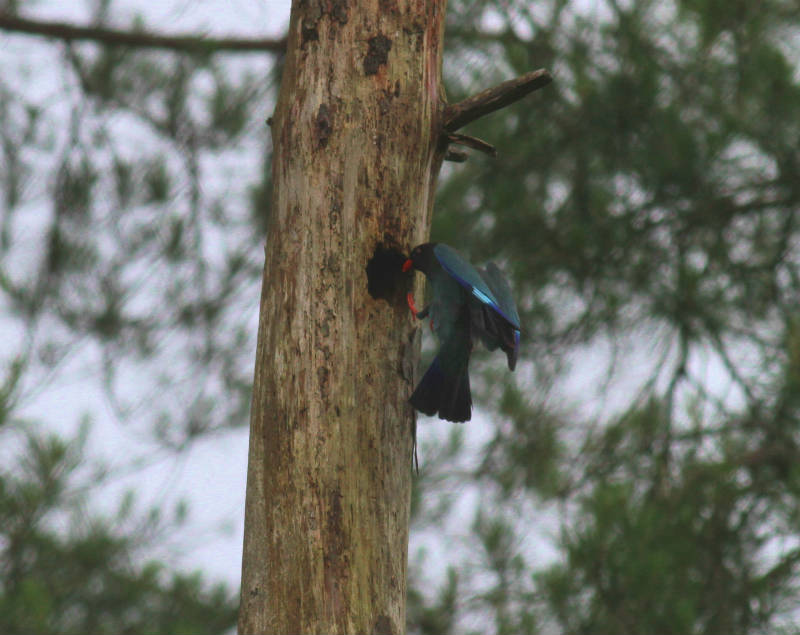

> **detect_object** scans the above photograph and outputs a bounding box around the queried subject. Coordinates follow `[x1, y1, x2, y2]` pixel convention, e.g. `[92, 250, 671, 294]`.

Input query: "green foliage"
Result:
[144, 156, 171, 204]
[478, 382, 567, 498]
[408, 567, 459, 635]
[0, 3, 269, 630]
[0, 13, 272, 445]
[441, 0, 800, 360]
[0, 420, 238, 634]
[54, 155, 96, 218]
[538, 395, 800, 634]
[409, 0, 800, 632]
[208, 72, 255, 144]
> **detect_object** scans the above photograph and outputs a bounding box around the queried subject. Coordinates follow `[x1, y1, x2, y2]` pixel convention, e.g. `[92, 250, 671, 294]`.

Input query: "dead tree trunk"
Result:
[238, 0, 552, 630]
[238, 2, 447, 633]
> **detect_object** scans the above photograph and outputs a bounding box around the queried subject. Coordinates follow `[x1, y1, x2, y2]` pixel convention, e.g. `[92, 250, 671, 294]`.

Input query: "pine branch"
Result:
[0, 13, 286, 54]
[443, 68, 552, 131]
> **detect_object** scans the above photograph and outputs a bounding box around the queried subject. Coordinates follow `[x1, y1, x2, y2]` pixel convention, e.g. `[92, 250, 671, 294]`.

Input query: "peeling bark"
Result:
[238, 1, 447, 633]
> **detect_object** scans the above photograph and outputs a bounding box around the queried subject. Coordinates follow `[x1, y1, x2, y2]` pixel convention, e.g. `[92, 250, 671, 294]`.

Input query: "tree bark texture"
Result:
[239, 1, 447, 634]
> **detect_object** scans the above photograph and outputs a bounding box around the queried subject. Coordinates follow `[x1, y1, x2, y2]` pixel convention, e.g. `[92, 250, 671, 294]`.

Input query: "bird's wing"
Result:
[479, 263, 521, 329]
[434, 244, 520, 329]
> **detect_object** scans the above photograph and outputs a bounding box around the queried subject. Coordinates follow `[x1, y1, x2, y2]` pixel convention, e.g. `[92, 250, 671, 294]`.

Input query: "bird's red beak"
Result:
[402, 258, 413, 272]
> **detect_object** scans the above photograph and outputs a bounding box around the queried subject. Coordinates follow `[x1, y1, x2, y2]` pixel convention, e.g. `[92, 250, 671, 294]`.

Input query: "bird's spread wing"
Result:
[434, 244, 520, 329]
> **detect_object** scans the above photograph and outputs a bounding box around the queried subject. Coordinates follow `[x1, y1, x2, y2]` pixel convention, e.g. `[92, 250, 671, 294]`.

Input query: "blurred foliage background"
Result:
[2, 0, 800, 633]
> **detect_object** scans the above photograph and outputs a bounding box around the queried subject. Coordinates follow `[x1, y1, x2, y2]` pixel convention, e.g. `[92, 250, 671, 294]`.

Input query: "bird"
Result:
[402, 242, 521, 422]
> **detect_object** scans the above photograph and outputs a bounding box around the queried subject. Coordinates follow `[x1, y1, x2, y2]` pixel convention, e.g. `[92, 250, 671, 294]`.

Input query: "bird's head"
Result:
[402, 243, 438, 275]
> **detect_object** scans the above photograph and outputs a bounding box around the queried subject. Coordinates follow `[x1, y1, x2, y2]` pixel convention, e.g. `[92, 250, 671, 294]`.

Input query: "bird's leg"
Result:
[406, 292, 430, 320]
[406, 291, 418, 317]
[406, 292, 418, 318]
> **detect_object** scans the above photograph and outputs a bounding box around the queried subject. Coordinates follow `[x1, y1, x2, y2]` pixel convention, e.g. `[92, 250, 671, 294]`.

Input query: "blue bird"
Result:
[402, 243, 521, 422]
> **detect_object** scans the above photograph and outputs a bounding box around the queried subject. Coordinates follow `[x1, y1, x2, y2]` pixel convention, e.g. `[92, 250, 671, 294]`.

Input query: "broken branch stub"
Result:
[443, 68, 552, 132]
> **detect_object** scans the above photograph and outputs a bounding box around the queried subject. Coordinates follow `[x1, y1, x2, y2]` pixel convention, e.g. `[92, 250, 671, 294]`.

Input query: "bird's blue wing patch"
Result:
[471, 287, 494, 306]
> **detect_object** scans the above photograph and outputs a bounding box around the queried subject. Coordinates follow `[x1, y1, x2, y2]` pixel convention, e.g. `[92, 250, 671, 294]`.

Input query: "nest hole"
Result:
[366, 243, 408, 302]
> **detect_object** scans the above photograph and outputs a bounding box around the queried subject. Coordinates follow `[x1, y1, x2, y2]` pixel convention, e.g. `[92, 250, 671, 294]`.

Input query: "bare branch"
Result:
[444, 132, 497, 157]
[444, 149, 469, 163]
[443, 68, 552, 132]
[0, 13, 286, 54]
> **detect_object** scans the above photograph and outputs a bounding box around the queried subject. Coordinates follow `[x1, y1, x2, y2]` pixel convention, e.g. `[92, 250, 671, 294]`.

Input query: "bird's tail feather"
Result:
[410, 356, 472, 423]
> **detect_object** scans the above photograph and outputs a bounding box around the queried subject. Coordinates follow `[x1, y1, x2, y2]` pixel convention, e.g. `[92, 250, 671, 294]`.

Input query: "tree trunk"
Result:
[238, 1, 447, 633]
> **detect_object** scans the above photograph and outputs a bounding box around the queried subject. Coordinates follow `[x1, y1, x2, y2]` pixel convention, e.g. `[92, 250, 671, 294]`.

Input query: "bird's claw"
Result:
[407, 292, 419, 319]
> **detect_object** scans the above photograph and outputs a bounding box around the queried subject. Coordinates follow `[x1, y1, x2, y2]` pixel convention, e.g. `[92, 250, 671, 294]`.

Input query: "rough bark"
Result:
[238, 1, 447, 633]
